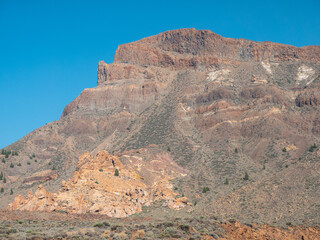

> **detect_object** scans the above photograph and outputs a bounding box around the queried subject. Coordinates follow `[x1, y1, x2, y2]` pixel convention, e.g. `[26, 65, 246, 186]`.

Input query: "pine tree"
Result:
[244, 172, 249, 181]
[225, 178, 229, 185]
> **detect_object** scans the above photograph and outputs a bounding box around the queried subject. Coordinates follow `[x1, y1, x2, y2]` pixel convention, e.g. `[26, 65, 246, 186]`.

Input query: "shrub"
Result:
[0, 188, 3, 193]
[99, 169, 103, 172]
[93, 222, 104, 228]
[114, 169, 119, 176]
[167, 147, 171, 152]
[0, 172, 2, 180]
[282, 147, 287, 152]
[10, 163, 14, 168]
[225, 178, 229, 185]
[52, 166, 56, 170]
[308, 143, 317, 152]
[32, 153, 36, 158]
[10, 189, 13, 195]
[1, 158, 5, 163]
[17, 163, 21, 166]
[235, 148, 238, 153]
[27, 162, 31, 165]
[244, 172, 249, 180]
[48, 162, 52, 165]
[3, 177, 6, 183]
[202, 187, 210, 193]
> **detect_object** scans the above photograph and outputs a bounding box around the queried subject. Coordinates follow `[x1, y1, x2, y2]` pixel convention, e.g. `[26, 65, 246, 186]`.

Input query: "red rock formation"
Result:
[8, 151, 189, 217]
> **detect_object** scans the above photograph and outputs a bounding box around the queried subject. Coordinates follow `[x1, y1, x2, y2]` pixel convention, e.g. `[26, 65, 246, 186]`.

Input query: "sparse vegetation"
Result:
[225, 178, 229, 185]
[52, 166, 56, 170]
[244, 172, 249, 181]
[202, 187, 210, 193]
[308, 143, 317, 152]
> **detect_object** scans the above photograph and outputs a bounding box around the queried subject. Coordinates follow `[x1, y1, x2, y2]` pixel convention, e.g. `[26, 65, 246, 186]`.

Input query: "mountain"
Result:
[1, 28, 320, 226]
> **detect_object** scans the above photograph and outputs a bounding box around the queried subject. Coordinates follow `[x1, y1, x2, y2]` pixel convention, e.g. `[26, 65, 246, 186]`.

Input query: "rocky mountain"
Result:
[1, 28, 320, 226]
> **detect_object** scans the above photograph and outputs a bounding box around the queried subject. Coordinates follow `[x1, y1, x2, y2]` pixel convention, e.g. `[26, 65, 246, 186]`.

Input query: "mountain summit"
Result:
[2, 29, 320, 225]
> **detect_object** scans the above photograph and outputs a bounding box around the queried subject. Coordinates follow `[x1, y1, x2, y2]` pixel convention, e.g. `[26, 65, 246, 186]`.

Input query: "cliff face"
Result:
[2, 28, 320, 225]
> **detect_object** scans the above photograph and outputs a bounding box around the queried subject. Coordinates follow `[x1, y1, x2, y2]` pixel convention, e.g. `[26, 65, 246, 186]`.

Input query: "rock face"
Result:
[8, 150, 189, 217]
[2, 28, 320, 225]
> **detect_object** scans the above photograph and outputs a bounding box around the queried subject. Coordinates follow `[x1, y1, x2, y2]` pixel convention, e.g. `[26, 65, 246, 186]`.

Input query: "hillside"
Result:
[1, 28, 320, 226]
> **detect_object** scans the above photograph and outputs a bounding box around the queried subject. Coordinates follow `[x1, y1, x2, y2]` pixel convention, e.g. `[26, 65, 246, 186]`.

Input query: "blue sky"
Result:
[0, 0, 319, 148]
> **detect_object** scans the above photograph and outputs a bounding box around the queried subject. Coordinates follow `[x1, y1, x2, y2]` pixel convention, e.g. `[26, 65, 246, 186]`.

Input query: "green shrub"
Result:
[0, 172, 2, 180]
[167, 147, 171, 152]
[93, 222, 104, 228]
[308, 143, 317, 152]
[235, 148, 238, 153]
[3, 177, 6, 183]
[244, 172, 249, 180]
[99, 169, 103, 172]
[17, 163, 21, 166]
[225, 178, 229, 185]
[202, 187, 210, 193]
[52, 166, 56, 170]
[10, 189, 13, 195]
[27, 162, 31, 165]
[0, 188, 3, 193]
[10, 163, 14, 168]
[2, 158, 5, 163]
[32, 153, 36, 158]
[282, 147, 287, 152]
[114, 169, 119, 176]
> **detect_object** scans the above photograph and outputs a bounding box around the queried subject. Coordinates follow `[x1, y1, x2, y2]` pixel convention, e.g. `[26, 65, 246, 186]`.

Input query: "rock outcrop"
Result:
[8, 150, 189, 217]
[2, 28, 320, 225]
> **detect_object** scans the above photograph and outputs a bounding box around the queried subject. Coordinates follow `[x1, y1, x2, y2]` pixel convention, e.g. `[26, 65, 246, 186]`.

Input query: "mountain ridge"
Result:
[1, 28, 320, 226]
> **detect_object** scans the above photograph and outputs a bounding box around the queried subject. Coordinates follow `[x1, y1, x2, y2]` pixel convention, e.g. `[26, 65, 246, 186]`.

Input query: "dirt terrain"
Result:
[0, 210, 319, 239]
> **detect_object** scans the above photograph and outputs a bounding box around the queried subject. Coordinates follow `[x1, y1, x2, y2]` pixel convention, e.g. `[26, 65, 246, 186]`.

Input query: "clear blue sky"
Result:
[0, 0, 319, 148]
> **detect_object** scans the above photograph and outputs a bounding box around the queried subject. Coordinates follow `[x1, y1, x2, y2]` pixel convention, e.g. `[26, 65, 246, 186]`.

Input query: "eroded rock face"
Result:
[8, 151, 189, 217]
[3, 28, 320, 225]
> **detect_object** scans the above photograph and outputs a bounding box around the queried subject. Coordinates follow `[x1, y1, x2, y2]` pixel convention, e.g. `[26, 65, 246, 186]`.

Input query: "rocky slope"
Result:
[1, 28, 320, 226]
[8, 149, 189, 217]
